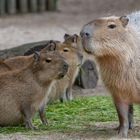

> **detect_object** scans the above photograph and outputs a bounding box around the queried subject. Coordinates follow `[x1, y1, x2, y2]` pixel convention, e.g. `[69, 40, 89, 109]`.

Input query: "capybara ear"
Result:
[47, 40, 56, 51]
[120, 16, 129, 27]
[34, 51, 40, 62]
[73, 34, 78, 43]
[64, 34, 70, 40]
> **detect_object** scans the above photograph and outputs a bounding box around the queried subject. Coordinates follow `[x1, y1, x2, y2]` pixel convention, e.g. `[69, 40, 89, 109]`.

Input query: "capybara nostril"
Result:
[80, 31, 91, 38]
[63, 62, 69, 71]
[85, 32, 90, 37]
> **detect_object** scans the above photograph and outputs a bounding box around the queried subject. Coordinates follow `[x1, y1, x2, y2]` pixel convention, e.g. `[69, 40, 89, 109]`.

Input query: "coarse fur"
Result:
[0, 49, 68, 128]
[49, 34, 83, 102]
[80, 12, 140, 137]
[1, 41, 59, 73]
[1, 38, 82, 125]
[24, 35, 83, 102]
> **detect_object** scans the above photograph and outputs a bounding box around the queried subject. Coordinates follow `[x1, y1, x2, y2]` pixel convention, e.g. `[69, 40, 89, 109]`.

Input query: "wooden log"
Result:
[29, 0, 38, 12]
[6, 0, 17, 14]
[47, 0, 57, 11]
[18, 0, 28, 13]
[38, 0, 46, 12]
[0, 0, 6, 15]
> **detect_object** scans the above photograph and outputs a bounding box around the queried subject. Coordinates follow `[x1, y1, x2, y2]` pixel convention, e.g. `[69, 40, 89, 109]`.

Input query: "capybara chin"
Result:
[0, 48, 68, 129]
[80, 12, 140, 137]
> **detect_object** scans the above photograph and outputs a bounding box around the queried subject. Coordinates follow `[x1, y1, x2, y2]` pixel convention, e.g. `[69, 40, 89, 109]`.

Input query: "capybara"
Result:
[0, 48, 68, 129]
[80, 12, 140, 137]
[24, 34, 83, 102]
[49, 34, 83, 102]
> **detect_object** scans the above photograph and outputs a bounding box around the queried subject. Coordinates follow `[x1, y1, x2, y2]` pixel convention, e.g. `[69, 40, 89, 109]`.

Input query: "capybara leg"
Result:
[128, 104, 134, 129]
[114, 100, 129, 138]
[115, 104, 133, 130]
[66, 87, 73, 101]
[59, 90, 67, 103]
[39, 105, 48, 125]
[59, 97, 64, 103]
[21, 106, 36, 130]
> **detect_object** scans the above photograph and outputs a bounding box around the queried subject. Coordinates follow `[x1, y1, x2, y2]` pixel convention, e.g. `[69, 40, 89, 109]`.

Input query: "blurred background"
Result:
[0, 0, 140, 93]
[0, 0, 140, 50]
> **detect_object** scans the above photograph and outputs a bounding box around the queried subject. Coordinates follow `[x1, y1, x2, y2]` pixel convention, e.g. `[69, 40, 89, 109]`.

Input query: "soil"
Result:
[0, 0, 140, 139]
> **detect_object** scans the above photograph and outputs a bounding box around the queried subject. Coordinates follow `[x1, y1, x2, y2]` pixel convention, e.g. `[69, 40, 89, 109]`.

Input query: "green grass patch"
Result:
[0, 96, 140, 135]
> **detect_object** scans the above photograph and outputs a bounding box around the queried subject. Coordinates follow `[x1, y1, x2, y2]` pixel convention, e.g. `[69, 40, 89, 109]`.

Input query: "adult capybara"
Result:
[0, 48, 68, 129]
[80, 12, 140, 137]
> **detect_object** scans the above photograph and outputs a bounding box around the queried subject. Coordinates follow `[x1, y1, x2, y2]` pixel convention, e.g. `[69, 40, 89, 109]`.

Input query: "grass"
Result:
[0, 96, 140, 135]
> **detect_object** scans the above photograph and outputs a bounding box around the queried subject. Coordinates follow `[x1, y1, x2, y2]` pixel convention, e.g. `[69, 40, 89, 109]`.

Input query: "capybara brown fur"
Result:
[80, 12, 140, 137]
[0, 60, 12, 72]
[49, 34, 83, 102]
[0, 48, 68, 129]
[24, 35, 83, 102]
[2, 41, 58, 72]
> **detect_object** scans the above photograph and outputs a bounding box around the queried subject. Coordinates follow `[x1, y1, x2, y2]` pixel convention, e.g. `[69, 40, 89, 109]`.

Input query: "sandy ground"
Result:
[0, 0, 140, 139]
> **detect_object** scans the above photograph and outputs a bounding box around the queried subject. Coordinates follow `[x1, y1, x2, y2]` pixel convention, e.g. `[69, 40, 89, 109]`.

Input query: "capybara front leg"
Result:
[115, 104, 133, 130]
[114, 99, 129, 138]
[128, 104, 133, 129]
[21, 106, 37, 130]
[66, 87, 73, 101]
[39, 105, 48, 125]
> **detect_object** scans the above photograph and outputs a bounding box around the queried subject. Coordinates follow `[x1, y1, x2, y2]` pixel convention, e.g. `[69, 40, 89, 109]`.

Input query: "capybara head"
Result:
[80, 16, 135, 58]
[57, 34, 83, 66]
[32, 47, 69, 83]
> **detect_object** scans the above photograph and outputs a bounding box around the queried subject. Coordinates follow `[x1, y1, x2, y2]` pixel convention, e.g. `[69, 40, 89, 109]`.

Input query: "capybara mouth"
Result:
[81, 37, 93, 54]
[57, 67, 68, 79]
[58, 73, 66, 79]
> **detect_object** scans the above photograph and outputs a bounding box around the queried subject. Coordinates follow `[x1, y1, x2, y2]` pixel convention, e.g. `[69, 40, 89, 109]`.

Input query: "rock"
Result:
[0, 40, 50, 59]
[76, 60, 98, 89]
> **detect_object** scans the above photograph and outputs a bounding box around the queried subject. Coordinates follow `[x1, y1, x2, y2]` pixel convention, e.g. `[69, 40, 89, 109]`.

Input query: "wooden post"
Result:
[6, 0, 17, 14]
[47, 0, 57, 11]
[29, 0, 38, 12]
[0, 0, 6, 15]
[38, 0, 46, 12]
[18, 0, 28, 13]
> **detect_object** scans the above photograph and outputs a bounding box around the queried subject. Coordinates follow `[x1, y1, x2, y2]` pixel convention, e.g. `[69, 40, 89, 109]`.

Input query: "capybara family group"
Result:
[1, 11, 140, 138]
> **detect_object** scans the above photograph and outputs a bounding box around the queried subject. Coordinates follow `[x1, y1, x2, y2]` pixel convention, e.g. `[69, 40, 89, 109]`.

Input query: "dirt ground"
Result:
[0, 0, 140, 139]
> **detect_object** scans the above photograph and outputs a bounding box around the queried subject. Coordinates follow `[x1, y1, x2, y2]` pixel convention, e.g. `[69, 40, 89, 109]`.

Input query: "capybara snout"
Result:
[63, 61, 69, 72]
[80, 23, 93, 39]
[58, 60, 69, 78]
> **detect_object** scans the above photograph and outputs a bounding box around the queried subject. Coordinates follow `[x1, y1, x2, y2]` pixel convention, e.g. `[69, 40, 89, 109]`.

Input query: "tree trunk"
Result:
[18, 0, 28, 13]
[38, 0, 46, 12]
[29, 0, 38, 12]
[0, 0, 6, 15]
[6, 0, 17, 14]
[47, 0, 57, 11]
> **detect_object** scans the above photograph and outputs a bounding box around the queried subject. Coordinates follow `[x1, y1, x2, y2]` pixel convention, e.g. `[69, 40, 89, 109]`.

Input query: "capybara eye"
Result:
[45, 58, 52, 63]
[63, 48, 69, 52]
[108, 24, 116, 29]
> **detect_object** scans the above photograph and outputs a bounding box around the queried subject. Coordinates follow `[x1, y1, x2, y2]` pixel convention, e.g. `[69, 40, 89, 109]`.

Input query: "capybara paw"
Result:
[25, 124, 38, 130]
[42, 119, 48, 126]
[114, 125, 121, 131]
[118, 129, 128, 138]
